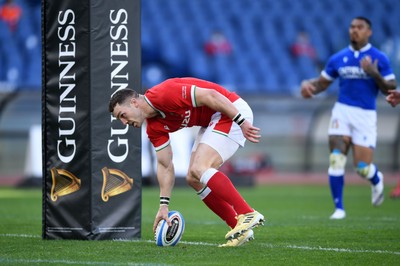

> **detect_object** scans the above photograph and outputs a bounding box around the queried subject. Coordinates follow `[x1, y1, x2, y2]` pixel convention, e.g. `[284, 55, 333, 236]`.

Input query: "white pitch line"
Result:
[175, 240, 216, 246]
[84, 238, 400, 256]
[2, 234, 400, 256]
[262, 244, 400, 256]
[0, 233, 40, 238]
[117, 239, 217, 246]
[0, 258, 167, 266]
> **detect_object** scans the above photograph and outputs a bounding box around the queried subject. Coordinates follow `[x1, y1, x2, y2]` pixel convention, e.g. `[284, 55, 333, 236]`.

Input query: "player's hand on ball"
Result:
[155, 211, 185, 246]
[153, 205, 171, 233]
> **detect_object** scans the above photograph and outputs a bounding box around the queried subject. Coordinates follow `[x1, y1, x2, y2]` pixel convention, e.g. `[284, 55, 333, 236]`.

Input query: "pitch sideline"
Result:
[1, 233, 399, 256]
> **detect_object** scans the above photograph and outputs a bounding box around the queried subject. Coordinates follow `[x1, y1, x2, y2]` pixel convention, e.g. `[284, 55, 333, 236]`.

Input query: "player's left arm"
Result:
[386, 90, 400, 107]
[360, 56, 397, 95]
[194, 87, 261, 143]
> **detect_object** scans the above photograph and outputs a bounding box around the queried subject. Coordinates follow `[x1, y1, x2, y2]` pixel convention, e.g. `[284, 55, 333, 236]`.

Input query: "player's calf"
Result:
[356, 162, 384, 206]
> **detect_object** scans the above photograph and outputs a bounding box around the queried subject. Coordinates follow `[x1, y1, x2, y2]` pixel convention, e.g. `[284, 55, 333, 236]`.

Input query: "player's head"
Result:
[109, 88, 143, 127]
[349, 16, 372, 47]
[109, 88, 138, 113]
[354, 16, 372, 29]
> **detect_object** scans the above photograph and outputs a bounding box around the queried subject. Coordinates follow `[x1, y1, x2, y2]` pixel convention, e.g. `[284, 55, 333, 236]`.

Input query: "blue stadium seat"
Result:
[139, 0, 397, 95]
[0, 21, 23, 87]
[25, 49, 41, 88]
[188, 51, 214, 81]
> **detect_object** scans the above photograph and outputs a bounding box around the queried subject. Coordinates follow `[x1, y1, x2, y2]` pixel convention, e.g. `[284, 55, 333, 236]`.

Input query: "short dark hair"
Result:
[108, 88, 138, 113]
[354, 16, 372, 28]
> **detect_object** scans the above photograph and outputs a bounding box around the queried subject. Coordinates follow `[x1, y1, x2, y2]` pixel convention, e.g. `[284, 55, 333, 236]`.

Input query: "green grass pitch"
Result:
[0, 184, 399, 265]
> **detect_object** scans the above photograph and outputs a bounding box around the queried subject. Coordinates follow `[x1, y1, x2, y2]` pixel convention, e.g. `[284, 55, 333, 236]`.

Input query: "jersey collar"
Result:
[349, 43, 371, 52]
[144, 95, 166, 118]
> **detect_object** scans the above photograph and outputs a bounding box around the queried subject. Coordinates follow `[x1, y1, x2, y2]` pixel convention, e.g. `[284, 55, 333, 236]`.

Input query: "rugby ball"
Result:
[155, 210, 185, 246]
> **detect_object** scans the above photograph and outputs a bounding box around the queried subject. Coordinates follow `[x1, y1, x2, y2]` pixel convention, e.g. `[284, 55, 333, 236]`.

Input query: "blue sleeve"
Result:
[377, 53, 395, 79]
[324, 55, 339, 80]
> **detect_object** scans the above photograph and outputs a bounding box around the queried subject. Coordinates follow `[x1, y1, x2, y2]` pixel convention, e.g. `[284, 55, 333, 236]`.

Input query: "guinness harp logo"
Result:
[50, 168, 81, 202]
[101, 167, 134, 202]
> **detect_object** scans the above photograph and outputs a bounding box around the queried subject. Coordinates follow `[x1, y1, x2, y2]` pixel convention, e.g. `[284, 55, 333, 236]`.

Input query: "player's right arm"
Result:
[194, 87, 261, 143]
[300, 75, 332, 98]
[153, 144, 175, 232]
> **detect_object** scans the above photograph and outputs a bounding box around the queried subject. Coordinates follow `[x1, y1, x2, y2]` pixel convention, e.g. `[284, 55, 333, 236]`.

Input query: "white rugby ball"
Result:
[155, 210, 185, 246]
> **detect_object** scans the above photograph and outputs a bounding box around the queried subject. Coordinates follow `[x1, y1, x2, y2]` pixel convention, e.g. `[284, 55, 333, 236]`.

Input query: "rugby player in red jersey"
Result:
[109, 77, 264, 247]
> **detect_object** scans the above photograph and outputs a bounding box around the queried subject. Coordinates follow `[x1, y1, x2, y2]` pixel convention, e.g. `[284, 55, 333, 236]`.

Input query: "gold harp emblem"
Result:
[101, 167, 134, 202]
[50, 168, 81, 202]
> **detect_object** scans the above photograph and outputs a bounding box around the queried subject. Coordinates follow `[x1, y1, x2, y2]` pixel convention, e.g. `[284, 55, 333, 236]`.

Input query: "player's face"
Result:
[349, 19, 371, 45]
[112, 99, 144, 128]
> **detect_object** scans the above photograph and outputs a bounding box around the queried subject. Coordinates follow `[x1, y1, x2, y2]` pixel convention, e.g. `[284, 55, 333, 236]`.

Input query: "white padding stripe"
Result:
[200, 168, 218, 185]
[367, 163, 377, 179]
[197, 187, 212, 200]
[328, 167, 345, 176]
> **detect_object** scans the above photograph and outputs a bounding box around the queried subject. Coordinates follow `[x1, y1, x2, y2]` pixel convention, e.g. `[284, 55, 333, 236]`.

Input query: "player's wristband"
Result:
[160, 196, 170, 206]
[232, 113, 246, 126]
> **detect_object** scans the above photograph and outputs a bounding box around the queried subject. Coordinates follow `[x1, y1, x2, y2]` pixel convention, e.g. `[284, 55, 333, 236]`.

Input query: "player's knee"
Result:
[187, 165, 202, 183]
[186, 163, 206, 188]
[328, 149, 347, 175]
[356, 162, 376, 179]
[185, 174, 198, 188]
[185, 174, 193, 185]
[186, 168, 198, 187]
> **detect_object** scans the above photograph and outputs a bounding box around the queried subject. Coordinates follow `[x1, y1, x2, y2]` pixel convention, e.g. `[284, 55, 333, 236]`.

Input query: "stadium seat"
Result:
[1, 0, 399, 94]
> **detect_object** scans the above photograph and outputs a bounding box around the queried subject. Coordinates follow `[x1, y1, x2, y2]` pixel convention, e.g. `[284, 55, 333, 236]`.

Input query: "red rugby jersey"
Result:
[144, 77, 239, 150]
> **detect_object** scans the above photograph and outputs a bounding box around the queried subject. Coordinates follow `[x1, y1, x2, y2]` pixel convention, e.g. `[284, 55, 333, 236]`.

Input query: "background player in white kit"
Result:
[300, 17, 397, 219]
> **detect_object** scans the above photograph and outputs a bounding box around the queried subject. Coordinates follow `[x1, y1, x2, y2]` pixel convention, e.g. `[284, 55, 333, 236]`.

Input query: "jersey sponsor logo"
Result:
[338, 66, 369, 79]
[180, 110, 191, 128]
[182, 85, 187, 99]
